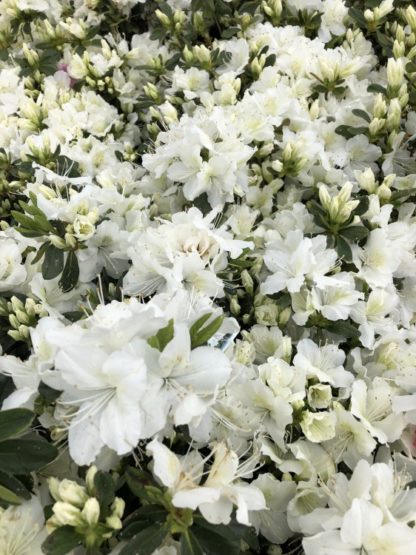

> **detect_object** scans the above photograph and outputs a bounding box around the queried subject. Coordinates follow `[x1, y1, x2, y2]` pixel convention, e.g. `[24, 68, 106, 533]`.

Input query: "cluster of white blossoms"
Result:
[1, 0, 416, 554]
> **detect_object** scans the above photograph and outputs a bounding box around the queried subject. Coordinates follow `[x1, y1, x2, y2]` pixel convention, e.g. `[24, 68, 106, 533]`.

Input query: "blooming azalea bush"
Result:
[1, 0, 416, 553]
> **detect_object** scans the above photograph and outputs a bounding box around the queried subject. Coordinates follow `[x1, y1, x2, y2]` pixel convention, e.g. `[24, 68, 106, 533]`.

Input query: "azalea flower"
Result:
[147, 439, 266, 525]
[0, 496, 47, 555]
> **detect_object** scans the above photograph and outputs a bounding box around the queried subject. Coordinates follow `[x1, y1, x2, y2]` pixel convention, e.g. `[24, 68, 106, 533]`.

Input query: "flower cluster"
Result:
[1, 0, 416, 554]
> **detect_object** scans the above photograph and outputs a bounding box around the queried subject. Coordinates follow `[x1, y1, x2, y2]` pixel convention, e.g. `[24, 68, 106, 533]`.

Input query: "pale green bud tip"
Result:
[82, 497, 100, 526]
[86, 465, 98, 493]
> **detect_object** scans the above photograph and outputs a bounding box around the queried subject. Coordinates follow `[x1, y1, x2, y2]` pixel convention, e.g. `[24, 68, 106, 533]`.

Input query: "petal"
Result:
[173, 487, 220, 509]
[146, 440, 181, 489]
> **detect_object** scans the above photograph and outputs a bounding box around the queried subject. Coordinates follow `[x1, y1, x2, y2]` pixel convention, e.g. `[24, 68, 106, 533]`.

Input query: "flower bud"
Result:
[387, 58, 404, 91]
[53, 502, 83, 527]
[406, 6, 416, 32]
[110, 497, 125, 519]
[106, 515, 122, 530]
[82, 497, 100, 526]
[49, 235, 67, 249]
[58, 479, 88, 507]
[357, 168, 377, 193]
[48, 477, 61, 501]
[155, 9, 170, 27]
[86, 465, 98, 494]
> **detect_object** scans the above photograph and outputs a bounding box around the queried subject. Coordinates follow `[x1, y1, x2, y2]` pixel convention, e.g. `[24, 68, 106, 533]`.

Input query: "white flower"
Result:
[261, 230, 338, 295]
[148, 440, 265, 526]
[0, 234, 27, 292]
[146, 323, 232, 432]
[350, 378, 405, 443]
[294, 339, 353, 388]
[54, 345, 150, 465]
[249, 474, 296, 544]
[300, 411, 337, 443]
[0, 496, 47, 555]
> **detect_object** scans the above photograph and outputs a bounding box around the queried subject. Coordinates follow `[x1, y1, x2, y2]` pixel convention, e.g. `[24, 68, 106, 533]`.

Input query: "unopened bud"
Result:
[53, 502, 83, 527]
[82, 497, 100, 526]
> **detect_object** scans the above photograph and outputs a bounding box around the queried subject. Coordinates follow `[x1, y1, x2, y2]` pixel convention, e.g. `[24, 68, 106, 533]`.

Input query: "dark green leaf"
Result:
[348, 7, 367, 27]
[119, 524, 168, 555]
[180, 531, 204, 555]
[41, 526, 83, 555]
[0, 470, 31, 501]
[0, 408, 34, 442]
[125, 467, 155, 500]
[336, 235, 352, 262]
[335, 125, 368, 139]
[59, 251, 79, 293]
[264, 53, 276, 68]
[352, 109, 371, 123]
[0, 376, 14, 407]
[0, 438, 57, 473]
[94, 470, 115, 512]
[376, 31, 391, 47]
[38, 382, 62, 404]
[367, 83, 387, 94]
[323, 320, 360, 339]
[221, 27, 240, 39]
[339, 225, 369, 241]
[191, 525, 240, 555]
[195, 517, 258, 550]
[406, 62, 416, 74]
[31, 242, 50, 265]
[42, 244, 64, 280]
[239, 1, 259, 16]
[354, 196, 370, 216]
[120, 505, 167, 540]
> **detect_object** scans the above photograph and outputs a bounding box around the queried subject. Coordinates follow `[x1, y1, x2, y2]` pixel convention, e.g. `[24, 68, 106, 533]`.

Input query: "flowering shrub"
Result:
[1, 0, 416, 553]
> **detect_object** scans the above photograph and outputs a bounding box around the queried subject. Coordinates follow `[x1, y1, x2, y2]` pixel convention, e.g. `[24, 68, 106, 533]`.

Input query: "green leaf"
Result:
[0, 408, 34, 442]
[190, 525, 240, 555]
[194, 516, 258, 550]
[147, 319, 174, 351]
[239, 1, 259, 16]
[352, 109, 371, 123]
[31, 242, 50, 265]
[190, 315, 224, 348]
[125, 467, 155, 500]
[323, 320, 360, 339]
[348, 7, 367, 27]
[0, 484, 22, 505]
[58, 251, 79, 293]
[354, 196, 370, 216]
[335, 125, 368, 139]
[367, 83, 387, 95]
[339, 225, 369, 241]
[119, 523, 168, 555]
[336, 235, 352, 262]
[38, 382, 62, 404]
[42, 244, 64, 280]
[221, 27, 239, 39]
[406, 62, 416, 74]
[41, 526, 83, 555]
[120, 505, 168, 540]
[94, 470, 115, 512]
[180, 531, 204, 555]
[0, 438, 58, 473]
[0, 470, 31, 501]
